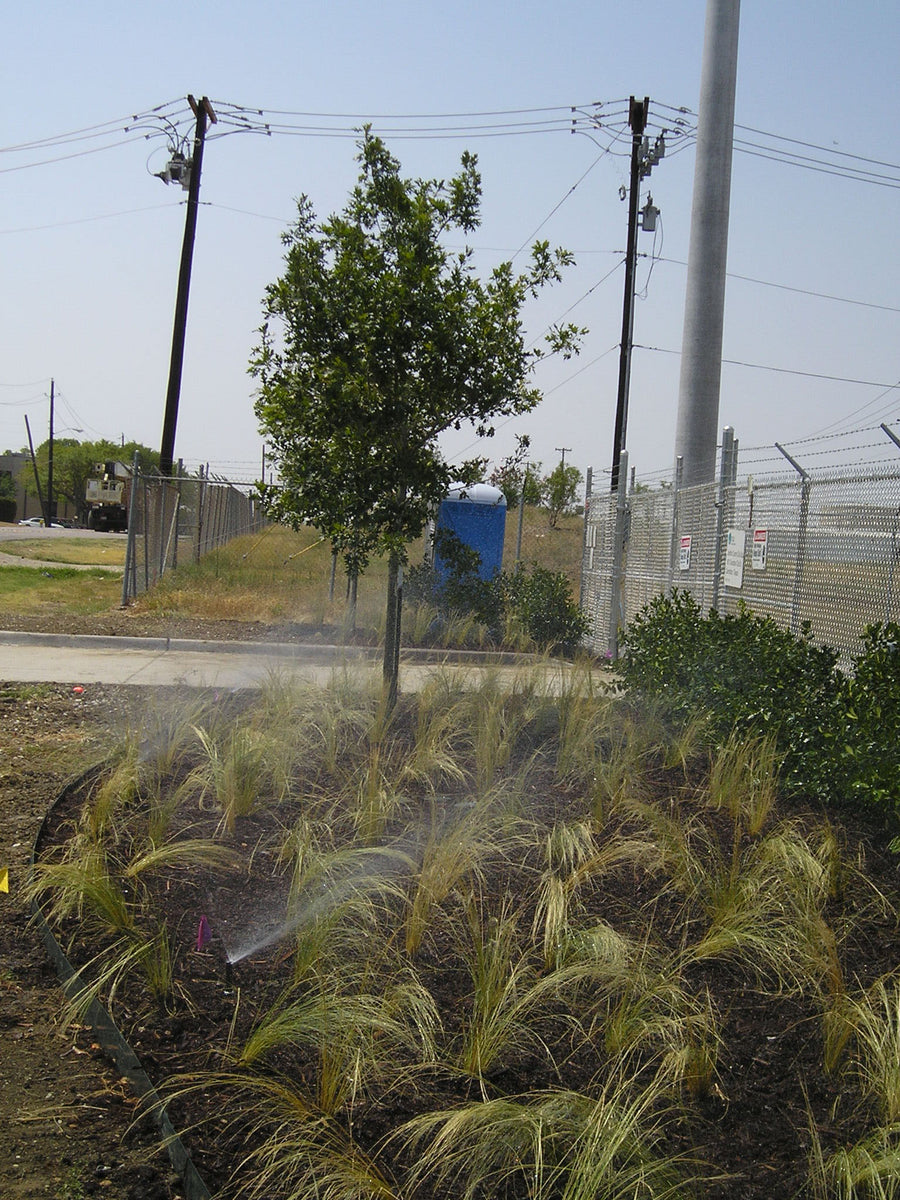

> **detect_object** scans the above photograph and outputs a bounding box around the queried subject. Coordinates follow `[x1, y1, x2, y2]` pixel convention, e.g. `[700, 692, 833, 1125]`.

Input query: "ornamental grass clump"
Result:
[29, 664, 900, 1200]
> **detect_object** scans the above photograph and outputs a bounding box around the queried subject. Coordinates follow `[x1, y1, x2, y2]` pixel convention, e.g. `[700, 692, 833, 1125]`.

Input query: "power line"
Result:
[654, 255, 900, 314]
[511, 151, 609, 262]
[0, 100, 186, 153]
[635, 343, 900, 391]
[0, 136, 145, 175]
[219, 100, 601, 119]
[734, 121, 900, 174]
[0, 202, 179, 236]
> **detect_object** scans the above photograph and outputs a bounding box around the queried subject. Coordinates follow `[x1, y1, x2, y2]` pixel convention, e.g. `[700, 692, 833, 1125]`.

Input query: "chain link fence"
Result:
[582, 442, 900, 665]
[121, 469, 266, 604]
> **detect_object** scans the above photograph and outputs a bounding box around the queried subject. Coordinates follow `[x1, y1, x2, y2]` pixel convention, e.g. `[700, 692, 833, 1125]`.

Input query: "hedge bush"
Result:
[620, 592, 900, 826]
[407, 531, 590, 655]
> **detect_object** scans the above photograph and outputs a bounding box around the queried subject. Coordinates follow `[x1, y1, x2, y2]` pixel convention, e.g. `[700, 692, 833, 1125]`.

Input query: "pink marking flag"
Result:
[196, 914, 212, 951]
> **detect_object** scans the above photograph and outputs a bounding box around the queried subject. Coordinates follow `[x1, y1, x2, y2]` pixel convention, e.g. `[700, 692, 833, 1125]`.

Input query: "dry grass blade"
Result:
[847, 976, 900, 1124]
[707, 731, 780, 836]
[168, 1070, 400, 1200]
[397, 1077, 699, 1200]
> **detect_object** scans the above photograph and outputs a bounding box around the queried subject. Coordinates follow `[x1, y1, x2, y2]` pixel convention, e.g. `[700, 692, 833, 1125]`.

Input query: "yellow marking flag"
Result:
[0, 869, 8, 893]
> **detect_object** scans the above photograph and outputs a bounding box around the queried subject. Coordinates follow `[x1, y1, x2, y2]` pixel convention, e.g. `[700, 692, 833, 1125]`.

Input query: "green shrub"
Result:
[622, 599, 900, 824]
[621, 592, 839, 735]
[620, 592, 847, 804]
[830, 623, 900, 818]
[406, 539, 589, 655]
[498, 563, 591, 653]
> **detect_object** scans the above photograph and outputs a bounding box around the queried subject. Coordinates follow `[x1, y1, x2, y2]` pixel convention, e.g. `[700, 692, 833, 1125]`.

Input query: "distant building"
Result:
[0, 452, 78, 523]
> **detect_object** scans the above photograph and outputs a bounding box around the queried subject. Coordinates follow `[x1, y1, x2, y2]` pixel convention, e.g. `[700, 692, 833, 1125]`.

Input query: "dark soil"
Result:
[0, 679, 186, 1200]
[0, 609, 285, 1200]
[4, 612, 900, 1199]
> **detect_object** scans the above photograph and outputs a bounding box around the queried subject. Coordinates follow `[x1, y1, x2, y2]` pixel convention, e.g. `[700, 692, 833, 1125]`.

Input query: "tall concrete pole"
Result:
[673, 0, 741, 486]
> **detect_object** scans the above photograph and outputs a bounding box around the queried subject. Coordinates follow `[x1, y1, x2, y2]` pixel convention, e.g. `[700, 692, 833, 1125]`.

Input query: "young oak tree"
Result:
[251, 131, 582, 705]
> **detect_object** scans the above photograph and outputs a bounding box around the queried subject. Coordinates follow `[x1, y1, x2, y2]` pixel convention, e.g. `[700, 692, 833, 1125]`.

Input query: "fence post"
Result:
[515, 473, 526, 567]
[775, 443, 811, 636]
[711, 427, 736, 613]
[194, 466, 206, 562]
[142, 477, 150, 594]
[120, 451, 141, 607]
[668, 456, 684, 595]
[608, 450, 629, 660]
[579, 466, 593, 611]
[172, 460, 182, 571]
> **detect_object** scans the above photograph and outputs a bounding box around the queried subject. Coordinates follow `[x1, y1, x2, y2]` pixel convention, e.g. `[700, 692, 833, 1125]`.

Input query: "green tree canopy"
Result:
[18, 439, 158, 522]
[541, 462, 584, 528]
[489, 435, 542, 508]
[251, 131, 583, 700]
[251, 131, 581, 572]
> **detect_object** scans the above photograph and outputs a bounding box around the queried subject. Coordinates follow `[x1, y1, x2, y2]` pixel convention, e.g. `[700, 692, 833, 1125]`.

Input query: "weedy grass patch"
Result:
[1, 538, 127, 567]
[0, 564, 123, 614]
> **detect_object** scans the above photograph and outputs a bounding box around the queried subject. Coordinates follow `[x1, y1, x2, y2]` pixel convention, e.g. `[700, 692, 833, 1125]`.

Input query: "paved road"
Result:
[0, 630, 593, 693]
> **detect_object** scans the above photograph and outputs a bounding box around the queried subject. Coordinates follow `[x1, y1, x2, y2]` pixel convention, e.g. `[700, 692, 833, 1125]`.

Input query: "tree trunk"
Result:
[383, 550, 403, 711]
[346, 567, 358, 633]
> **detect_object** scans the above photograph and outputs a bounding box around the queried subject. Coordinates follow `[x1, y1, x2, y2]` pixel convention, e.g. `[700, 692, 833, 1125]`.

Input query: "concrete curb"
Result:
[0, 628, 548, 667]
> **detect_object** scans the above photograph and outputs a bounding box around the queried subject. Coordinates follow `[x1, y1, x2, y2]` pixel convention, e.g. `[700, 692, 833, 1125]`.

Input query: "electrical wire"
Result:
[510, 150, 609, 263]
[0, 136, 147, 175]
[0, 203, 179, 236]
[635, 344, 900, 392]
[654, 256, 900, 315]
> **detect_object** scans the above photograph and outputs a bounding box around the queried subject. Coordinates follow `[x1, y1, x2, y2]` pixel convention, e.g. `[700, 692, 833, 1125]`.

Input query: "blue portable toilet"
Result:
[433, 482, 507, 586]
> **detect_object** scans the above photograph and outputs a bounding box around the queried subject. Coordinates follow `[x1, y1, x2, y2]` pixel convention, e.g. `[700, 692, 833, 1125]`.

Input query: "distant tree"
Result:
[489, 435, 542, 507]
[541, 462, 583, 528]
[18, 439, 158, 523]
[251, 130, 583, 705]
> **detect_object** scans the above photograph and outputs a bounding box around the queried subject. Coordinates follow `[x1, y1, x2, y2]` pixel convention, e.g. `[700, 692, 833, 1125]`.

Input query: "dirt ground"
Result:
[0, 612, 270, 1200]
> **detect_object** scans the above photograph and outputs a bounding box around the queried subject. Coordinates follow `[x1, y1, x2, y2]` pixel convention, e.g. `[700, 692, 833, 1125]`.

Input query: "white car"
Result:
[17, 516, 45, 527]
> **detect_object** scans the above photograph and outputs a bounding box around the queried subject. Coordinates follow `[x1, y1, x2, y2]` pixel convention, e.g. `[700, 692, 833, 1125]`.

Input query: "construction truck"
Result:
[85, 461, 130, 532]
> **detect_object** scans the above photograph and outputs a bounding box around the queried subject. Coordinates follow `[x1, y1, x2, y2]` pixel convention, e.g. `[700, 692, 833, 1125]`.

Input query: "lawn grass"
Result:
[0, 507, 585, 636]
[0, 538, 127, 567]
[0, 565, 124, 616]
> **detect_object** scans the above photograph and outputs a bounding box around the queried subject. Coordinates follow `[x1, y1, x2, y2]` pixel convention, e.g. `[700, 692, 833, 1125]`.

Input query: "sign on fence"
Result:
[724, 528, 746, 589]
[752, 528, 769, 570]
[679, 535, 692, 571]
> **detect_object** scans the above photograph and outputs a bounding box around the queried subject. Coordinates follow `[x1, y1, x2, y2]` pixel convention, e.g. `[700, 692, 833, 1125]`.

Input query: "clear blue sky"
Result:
[2, 1, 899, 488]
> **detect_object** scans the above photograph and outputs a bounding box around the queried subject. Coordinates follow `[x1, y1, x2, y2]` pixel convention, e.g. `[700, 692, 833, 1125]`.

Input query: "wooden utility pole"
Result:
[46, 378, 55, 525]
[159, 95, 217, 476]
[611, 97, 648, 494]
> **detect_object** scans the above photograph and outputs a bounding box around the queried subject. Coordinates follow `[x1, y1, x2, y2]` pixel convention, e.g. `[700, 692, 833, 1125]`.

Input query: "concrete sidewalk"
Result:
[0, 630, 591, 692]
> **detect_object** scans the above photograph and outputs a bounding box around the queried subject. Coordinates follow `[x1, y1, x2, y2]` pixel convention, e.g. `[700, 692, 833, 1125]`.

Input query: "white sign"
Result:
[724, 528, 746, 589]
[752, 528, 769, 570]
[679, 535, 692, 571]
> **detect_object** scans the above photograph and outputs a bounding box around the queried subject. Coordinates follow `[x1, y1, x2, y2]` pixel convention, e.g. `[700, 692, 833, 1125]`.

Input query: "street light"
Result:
[46, 381, 83, 526]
